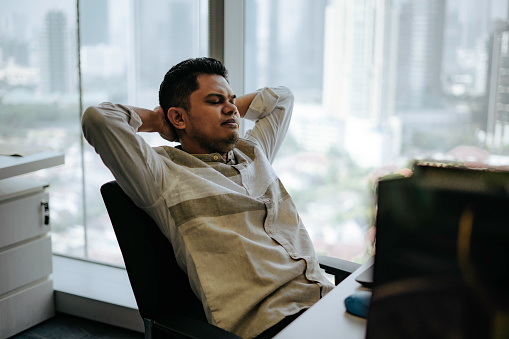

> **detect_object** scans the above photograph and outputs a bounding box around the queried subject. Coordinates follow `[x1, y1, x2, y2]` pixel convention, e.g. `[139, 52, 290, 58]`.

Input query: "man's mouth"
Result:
[221, 119, 238, 126]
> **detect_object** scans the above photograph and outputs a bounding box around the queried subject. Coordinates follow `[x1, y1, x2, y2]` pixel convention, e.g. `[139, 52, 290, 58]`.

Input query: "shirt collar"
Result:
[226, 150, 236, 164]
[175, 145, 236, 164]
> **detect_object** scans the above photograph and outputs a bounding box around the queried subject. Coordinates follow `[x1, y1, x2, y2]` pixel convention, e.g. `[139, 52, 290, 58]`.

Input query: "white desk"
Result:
[275, 258, 373, 339]
[0, 151, 65, 180]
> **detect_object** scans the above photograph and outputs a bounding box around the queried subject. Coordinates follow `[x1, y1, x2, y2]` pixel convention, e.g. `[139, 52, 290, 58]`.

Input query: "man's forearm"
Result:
[128, 106, 160, 132]
[236, 92, 259, 118]
[82, 102, 169, 207]
[241, 86, 294, 163]
[128, 105, 176, 141]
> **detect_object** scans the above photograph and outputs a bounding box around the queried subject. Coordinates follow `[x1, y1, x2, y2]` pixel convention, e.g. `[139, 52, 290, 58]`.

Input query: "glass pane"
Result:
[81, 0, 208, 264]
[0, 1, 85, 257]
[245, 0, 509, 264]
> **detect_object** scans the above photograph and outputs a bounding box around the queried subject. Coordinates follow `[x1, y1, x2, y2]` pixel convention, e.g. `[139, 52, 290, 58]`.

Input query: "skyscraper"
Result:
[322, 0, 400, 167]
[395, 0, 446, 111]
[41, 10, 72, 94]
[251, 0, 326, 103]
[482, 0, 509, 148]
[128, 0, 202, 106]
[486, 20, 509, 148]
[323, 0, 398, 122]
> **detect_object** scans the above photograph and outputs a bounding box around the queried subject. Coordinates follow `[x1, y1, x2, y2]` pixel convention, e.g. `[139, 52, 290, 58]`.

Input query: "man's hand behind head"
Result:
[155, 106, 178, 142]
[131, 105, 178, 142]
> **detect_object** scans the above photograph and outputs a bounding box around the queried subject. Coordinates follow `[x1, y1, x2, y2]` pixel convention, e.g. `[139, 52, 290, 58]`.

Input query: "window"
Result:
[0, 1, 82, 255]
[80, 0, 208, 264]
[2, 0, 509, 267]
[0, 0, 208, 265]
[244, 0, 509, 263]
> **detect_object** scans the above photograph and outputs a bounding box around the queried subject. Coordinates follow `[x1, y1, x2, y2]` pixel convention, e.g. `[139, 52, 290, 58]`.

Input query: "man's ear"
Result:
[167, 107, 187, 130]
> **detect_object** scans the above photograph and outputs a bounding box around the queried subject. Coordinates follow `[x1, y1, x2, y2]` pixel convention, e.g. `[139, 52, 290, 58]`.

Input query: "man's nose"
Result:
[223, 102, 238, 115]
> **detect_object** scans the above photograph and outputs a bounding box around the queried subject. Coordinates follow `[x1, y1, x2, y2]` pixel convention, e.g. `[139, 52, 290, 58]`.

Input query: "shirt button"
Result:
[267, 229, 274, 234]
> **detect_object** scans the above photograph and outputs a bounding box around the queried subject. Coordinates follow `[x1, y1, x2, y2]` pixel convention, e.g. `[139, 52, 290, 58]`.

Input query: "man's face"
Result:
[183, 74, 239, 155]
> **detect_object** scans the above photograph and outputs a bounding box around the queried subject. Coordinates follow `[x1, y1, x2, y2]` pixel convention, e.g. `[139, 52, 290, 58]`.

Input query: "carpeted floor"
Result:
[11, 312, 143, 339]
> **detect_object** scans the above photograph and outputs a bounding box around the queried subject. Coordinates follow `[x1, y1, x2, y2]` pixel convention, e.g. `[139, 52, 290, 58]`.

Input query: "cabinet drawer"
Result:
[0, 235, 52, 296]
[0, 279, 54, 339]
[0, 191, 49, 249]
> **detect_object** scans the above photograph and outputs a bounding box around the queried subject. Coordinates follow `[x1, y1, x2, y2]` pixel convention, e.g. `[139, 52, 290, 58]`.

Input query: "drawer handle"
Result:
[41, 200, 50, 225]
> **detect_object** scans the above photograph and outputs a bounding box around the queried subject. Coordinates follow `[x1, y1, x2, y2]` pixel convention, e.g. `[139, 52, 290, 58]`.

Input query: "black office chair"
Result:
[101, 180, 360, 339]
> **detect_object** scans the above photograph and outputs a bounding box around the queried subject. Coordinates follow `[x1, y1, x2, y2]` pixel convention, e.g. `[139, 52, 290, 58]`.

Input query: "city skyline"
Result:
[2, 0, 509, 157]
[0, 1, 506, 105]
[2, 0, 509, 263]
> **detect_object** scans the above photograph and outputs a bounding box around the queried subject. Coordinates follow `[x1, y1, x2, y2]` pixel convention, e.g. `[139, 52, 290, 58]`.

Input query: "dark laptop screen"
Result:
[366, 164, 509, 339]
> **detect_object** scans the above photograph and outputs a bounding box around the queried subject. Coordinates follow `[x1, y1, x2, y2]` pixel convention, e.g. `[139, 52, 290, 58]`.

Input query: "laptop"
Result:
[364, 163, 509, 338]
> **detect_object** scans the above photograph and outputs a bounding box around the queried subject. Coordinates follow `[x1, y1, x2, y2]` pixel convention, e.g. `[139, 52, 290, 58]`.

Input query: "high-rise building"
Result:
[323, 0, 377, 119]
[323, 0, 398, 122]
[0, 13, 30, 67]
[246, 0, 326, 103]
[322, 0, 400, 167]
[40, 10, 72, 94]
[486, 20, 509, 148]
[128, 0, 202, 106]
[481, 0, 509, 148]
[395, 0, 446, 111]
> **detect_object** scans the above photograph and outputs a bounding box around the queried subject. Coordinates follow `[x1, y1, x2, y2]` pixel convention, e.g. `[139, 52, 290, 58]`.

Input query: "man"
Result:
[82, 57, 334, 339]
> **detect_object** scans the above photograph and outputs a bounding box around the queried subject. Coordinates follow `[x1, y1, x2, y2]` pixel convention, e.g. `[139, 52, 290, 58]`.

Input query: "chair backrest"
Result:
[100, 180, 207, 322]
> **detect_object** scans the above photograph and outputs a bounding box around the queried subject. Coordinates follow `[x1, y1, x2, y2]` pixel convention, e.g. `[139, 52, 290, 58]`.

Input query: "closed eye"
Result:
[206, 93, 236, 105]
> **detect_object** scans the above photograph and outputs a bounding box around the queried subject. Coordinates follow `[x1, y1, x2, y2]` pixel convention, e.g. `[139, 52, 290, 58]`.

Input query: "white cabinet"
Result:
[0, 151, 64, 338]
[0, 171, 60, 338]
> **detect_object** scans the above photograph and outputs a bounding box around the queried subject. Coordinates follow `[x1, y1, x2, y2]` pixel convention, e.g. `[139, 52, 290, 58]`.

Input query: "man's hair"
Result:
[159, 57, 229, 115]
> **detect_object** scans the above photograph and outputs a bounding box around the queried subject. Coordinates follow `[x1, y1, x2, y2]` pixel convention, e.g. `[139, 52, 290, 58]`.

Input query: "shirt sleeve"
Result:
[81, 102, 167, 208]
[243, 86, 294, 163]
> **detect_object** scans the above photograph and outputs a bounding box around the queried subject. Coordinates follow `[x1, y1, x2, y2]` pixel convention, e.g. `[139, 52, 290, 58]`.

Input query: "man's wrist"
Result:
[236, 92, 259, 118]
[129, 106, 159, 133]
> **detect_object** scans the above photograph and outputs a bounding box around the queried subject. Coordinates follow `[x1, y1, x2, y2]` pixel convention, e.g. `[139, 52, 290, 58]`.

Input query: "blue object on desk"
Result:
[344, 291, 371, 318]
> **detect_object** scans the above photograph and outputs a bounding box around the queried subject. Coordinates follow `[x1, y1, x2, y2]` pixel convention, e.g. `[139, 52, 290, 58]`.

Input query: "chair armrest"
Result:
[153, 315, 242, 339]
[318, 256, 361, 285]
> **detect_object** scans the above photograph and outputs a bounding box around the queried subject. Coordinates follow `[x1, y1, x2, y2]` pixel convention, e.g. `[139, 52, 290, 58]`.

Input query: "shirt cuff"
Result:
[118, 103, 143, 130]
[244, 87, 280, 121]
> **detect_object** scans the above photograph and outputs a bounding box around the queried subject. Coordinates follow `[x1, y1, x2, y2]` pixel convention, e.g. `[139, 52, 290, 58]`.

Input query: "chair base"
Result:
[144, 318, 154, 339]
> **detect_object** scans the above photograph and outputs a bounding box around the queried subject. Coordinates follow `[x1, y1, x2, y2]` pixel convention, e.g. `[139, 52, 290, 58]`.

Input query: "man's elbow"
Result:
[82, 106, 102, 129]
[276, 86, 294, 108]
[285, 87, 294, 103]
[81, 105, 112, 141]
[280, 86, 293, 97]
